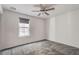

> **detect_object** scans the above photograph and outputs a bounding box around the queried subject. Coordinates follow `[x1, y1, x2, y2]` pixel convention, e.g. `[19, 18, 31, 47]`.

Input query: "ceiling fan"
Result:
[32, 4, 55, 16]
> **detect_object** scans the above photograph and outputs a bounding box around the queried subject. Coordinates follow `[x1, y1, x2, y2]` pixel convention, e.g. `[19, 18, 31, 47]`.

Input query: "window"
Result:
[19, 17, 30, 37]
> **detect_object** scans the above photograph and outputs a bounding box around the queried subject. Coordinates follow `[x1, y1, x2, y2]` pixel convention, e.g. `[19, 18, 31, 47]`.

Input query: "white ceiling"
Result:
[2, 4, 79, 19]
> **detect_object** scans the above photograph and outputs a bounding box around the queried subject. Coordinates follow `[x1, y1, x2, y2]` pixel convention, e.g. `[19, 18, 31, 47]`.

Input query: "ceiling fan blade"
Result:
[45, 12, 50, 15]
[46, 8, 55, 11]
[38, 13, 41, 16]
[32, 10, 40, 12]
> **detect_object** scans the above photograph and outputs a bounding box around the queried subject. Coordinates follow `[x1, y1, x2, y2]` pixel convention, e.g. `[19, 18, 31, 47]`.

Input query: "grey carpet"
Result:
[0, 40, 79, 55]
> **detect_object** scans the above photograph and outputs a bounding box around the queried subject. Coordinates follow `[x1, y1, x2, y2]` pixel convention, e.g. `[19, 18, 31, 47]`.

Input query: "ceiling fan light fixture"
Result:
[32, 4, 55, 16]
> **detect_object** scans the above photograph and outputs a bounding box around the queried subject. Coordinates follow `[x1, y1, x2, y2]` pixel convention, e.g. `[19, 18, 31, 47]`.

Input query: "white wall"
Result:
[0, 9, 46, 50]
[0, 5, 3, 14]
[48, 17, 55, 41]
[0, 15, 2, 45]
[48, 9, 79, 48]
[0, 5, 3, 49]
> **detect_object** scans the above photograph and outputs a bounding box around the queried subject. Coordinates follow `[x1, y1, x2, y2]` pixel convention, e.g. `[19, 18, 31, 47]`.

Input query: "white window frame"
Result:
[18, 17, 30, 37]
